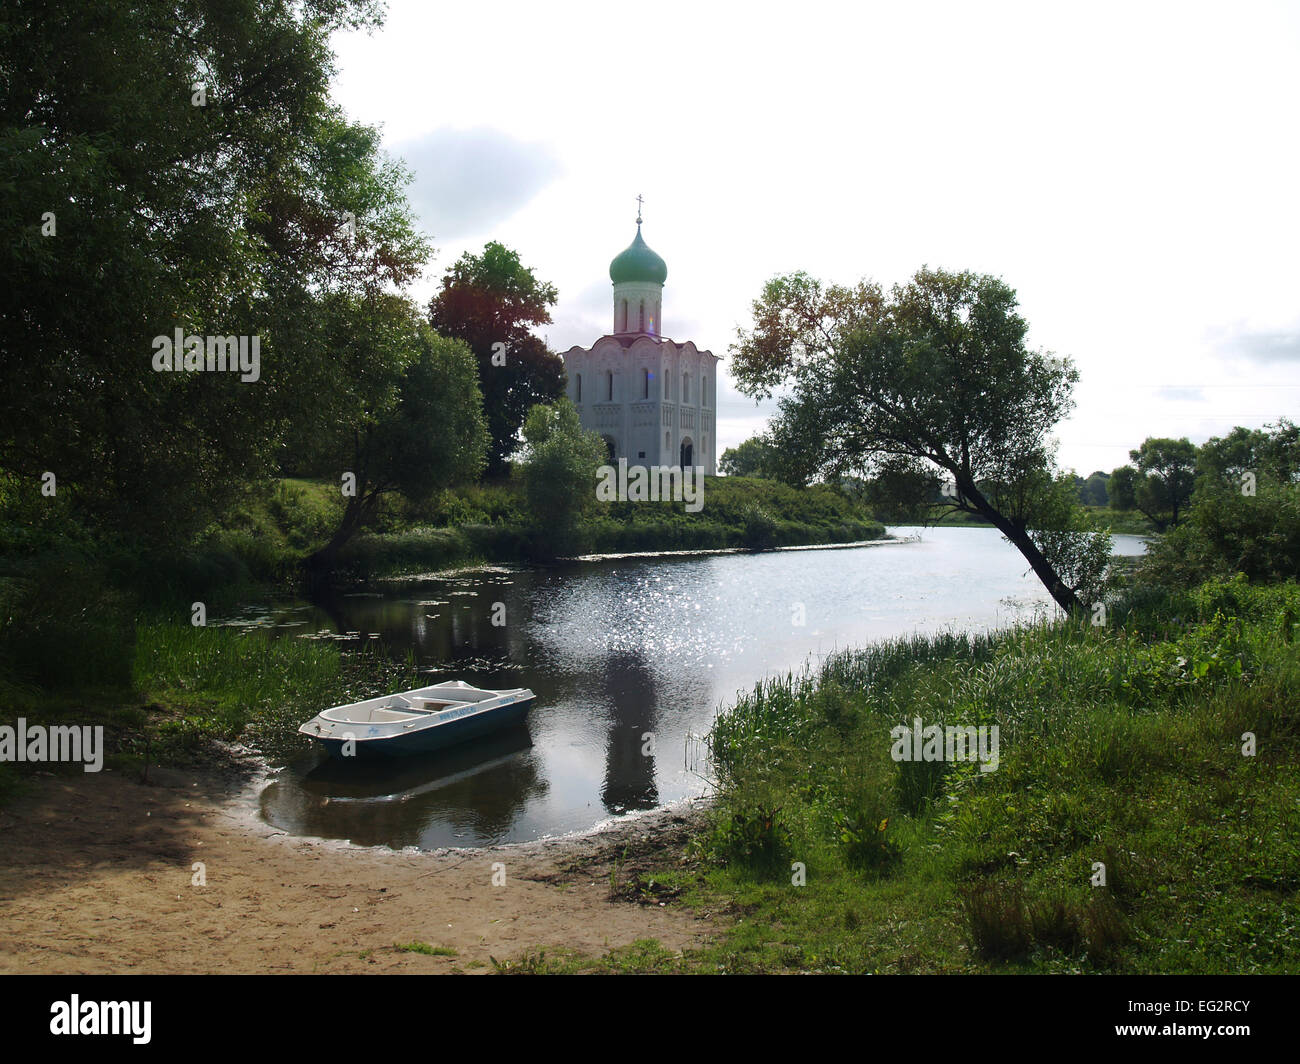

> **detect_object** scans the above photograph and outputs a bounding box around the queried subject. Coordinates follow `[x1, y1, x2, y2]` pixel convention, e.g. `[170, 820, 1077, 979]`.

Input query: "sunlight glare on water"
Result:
[254, 528, 1146, 848]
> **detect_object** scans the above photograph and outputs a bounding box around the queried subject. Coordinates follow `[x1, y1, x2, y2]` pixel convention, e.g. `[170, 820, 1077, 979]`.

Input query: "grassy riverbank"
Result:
[194, 474, 885, 580]
[924, 505, 1155, 536]
[338, 475, 884, 577]
[0, 619, 409, 804]
[533, 574, 1296, 973]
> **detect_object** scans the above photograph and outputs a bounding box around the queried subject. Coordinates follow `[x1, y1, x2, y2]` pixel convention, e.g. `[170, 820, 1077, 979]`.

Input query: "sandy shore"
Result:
[0, 756, 717, 974]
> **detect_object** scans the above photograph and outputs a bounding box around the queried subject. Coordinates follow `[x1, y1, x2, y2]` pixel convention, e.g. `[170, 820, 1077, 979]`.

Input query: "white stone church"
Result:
[561, 215, 718, 474]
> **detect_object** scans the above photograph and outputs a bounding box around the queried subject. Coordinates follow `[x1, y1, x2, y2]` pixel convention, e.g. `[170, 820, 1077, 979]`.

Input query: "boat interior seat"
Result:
[417, 699, 460, 713]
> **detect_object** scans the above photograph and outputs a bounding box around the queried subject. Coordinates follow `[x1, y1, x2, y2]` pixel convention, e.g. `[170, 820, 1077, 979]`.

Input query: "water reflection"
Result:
[261, 727, 543, 848]
[241, 529, 1148, 848]
[596, 651, 660, 814]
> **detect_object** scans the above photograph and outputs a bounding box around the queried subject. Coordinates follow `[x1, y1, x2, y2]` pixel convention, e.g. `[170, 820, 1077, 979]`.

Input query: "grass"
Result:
[0, 606, 430, 795]
[482, 574, 1297, 974]
[130, 619, 436, 765]
[489, 939, 693, 974]
[677, 575, 1300, 973]
[394, 942, 458, 957]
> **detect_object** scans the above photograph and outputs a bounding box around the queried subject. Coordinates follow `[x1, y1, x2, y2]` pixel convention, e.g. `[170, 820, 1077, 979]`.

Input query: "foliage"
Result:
[710, 800, 792, 874]
[1025, 476, 1114, 607]
[719, 435, 781, 480]
[1129, 437, 1198, 531]
[0, 0, 423, 547]
[428, 242, 566, 475]
[1196, 418, 1300, 488]
[739, 505, 779, 550]
[851, 459, 942, 522]
[519, 399, 606, 558]
[729, 266, 1090, 613]
[0, 558, 135, 690]
[1074, 471, 1109, 507]
[307, 310, 488, 569]
[1139, 473, 1300, 587]
[1108, 465, 1138, 511]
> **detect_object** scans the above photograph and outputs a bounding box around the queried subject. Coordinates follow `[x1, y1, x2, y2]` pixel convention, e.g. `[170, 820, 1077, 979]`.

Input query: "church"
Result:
[561, 209, 718, 475]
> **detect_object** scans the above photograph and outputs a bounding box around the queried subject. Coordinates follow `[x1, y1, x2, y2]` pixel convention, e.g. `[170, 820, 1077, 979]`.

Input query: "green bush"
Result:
[711, 801, 792, 874]
[740, 505, 778, 550]
[1141, 479, 1300, 586]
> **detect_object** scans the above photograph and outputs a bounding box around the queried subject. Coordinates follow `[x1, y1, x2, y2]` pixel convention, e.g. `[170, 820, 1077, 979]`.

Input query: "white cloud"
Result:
[393, 126, 561, 240]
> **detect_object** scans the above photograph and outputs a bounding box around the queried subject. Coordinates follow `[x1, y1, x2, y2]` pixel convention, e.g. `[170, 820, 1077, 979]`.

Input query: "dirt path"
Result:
[0, 760, 717, 974]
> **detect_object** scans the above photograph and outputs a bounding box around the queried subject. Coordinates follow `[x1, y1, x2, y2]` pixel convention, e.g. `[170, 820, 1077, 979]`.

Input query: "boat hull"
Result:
[314, 696, 534, 759]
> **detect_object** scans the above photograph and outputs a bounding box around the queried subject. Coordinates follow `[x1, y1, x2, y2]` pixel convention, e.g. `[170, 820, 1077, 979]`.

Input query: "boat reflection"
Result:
[260, 726, 546, 849]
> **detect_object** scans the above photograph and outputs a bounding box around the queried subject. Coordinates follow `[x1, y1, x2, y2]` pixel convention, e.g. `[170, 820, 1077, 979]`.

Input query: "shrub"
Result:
[740, 505, 778, 550]
[711, 802, 792, 873]
[839, 811, 901, 872]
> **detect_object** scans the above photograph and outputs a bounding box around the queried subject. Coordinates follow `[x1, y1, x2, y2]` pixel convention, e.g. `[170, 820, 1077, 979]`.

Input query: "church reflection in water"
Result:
[595, 649, 660, 814]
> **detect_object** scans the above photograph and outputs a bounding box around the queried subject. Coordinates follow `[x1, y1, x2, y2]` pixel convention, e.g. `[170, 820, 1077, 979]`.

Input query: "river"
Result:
[240, 527, 1146, 849]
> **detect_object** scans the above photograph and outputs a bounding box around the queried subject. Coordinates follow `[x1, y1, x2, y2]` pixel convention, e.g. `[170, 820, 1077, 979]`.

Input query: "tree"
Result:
[0, 0, 425, 546]
[1108, 465, 1138, 510]
[1129, 437, 1198, 531]
[719, 435, 779, 479]
[307, 300, 487, 571]
[1140, 419, 1300, 584]
[1197, 419, 1300, 488]
[520, 399, 605, 558]
[428, 242, 566, 476]
[852, 458, 940, 523]
[730, 267, 1103, 613]
[1142, 479, 1300, 586]
[1077, 470, 1109, 507]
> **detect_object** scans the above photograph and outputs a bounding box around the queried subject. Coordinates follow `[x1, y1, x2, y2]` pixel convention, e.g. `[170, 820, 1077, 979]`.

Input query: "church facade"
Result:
[561, 217, 718, 474]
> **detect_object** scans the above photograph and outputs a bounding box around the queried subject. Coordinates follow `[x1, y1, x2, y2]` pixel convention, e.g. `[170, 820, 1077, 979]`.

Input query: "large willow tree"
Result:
[730, 267, 1108, 614]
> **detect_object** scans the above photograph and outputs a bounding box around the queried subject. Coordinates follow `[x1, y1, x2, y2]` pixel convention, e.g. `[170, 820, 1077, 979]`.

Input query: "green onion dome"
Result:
[609, 225, 667, 285]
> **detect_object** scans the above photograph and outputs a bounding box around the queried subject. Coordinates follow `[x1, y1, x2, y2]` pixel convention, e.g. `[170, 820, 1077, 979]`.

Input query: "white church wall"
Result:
[560, 228, 721, 477]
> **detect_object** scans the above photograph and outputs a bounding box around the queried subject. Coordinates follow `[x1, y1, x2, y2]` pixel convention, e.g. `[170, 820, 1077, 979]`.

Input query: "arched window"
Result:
[682, 372, 689, 403]
[638, 300, 645, 332]
[664, 430, 670, 451]
[576, 374, 582, 403]
[664, 371, 670, 399]
[642, 368, 649, 399]
[620, 300, 628, 332]
[606, 371, 613, 401]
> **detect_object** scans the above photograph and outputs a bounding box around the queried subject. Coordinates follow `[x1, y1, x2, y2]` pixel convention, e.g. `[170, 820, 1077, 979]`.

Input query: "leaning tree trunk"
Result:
[958, 478, 1083, 615]
[306, 492, 373, 574]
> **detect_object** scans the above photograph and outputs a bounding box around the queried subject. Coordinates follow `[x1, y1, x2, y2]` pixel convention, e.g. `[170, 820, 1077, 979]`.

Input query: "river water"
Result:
[244, 527, 1146, 849]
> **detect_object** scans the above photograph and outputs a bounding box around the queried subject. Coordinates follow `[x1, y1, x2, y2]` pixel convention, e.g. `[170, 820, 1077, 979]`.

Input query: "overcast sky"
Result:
[330, 0, 1300, 475]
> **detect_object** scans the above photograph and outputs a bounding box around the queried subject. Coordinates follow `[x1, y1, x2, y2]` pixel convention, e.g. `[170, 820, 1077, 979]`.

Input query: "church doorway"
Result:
[679, 437, 694, 467]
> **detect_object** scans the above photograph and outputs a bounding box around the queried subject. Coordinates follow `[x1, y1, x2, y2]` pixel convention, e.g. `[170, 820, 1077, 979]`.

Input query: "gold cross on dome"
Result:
[636, 194, 644, 225]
